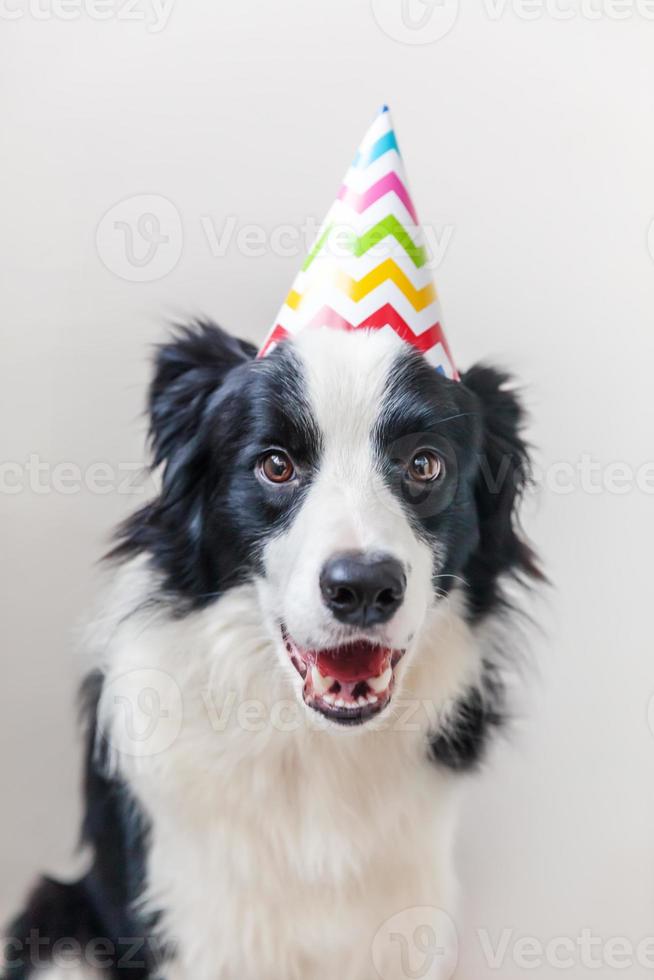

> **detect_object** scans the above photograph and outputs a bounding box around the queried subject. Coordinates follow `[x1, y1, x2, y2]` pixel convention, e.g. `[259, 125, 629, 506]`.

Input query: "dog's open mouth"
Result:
[282, 626, 405, 725]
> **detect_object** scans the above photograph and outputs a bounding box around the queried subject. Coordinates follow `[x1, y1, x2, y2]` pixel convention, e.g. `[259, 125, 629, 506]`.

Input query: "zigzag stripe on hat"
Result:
[352, 129, 399, 169]
[261, 306, 444, 355]
[276, 285, 442, 335]
[285, 260, 436, 314]
[303, 217, 427, 272]
[336, 173, 418, 224]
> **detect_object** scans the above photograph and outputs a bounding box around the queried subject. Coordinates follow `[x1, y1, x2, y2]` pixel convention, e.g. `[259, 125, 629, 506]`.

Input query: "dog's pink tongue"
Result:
[315, 643, 389, 682]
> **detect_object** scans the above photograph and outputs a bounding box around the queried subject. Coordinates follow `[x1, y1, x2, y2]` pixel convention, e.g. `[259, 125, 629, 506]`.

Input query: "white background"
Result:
[2, 1, 654, 977]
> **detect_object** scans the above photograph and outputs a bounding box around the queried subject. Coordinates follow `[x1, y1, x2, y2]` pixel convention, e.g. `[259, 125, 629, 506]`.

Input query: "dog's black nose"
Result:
[320, 553, 406, 627]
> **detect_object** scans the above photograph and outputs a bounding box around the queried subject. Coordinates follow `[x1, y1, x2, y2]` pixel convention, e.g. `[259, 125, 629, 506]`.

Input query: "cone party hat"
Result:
[258, 106, 458, 380]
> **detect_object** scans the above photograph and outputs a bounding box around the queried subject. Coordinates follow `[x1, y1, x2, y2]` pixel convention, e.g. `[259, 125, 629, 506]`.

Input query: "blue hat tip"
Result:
[379, 104, 390, 114]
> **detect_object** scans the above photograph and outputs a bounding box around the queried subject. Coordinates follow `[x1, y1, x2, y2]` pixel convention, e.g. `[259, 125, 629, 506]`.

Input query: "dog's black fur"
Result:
[4, 322, 540, 979]
[5, 675, 154, 980]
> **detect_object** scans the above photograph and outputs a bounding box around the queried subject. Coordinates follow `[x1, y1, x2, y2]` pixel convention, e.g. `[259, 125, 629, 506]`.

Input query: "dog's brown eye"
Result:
[408, 450, 443, 483]
[260, 451, 295, 484]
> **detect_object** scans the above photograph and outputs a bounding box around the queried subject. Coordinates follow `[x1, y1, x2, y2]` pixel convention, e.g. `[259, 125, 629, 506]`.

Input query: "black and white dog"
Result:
[5, 321, 539, 980]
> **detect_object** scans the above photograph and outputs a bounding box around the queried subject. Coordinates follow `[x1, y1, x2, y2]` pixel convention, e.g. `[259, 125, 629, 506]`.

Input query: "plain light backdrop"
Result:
[2, 2, 654, 977]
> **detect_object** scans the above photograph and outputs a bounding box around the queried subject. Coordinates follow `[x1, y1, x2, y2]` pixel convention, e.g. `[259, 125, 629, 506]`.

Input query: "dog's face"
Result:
[117, 322, 535, 728]
[253, 329, 481, 726]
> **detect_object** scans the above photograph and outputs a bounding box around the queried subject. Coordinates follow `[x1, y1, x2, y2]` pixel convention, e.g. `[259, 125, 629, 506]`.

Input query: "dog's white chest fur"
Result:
[146, 731, 459, 980]
[97, 565, 479, 980]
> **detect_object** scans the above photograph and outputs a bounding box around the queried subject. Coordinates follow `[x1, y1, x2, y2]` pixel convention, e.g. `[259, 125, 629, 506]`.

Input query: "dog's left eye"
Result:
[407, 450, 443, 483]
[258, 450, 296, 484]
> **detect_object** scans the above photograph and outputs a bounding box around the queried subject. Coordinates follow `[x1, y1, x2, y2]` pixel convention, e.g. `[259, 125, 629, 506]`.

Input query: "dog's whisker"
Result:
[434, 411, 479, 425]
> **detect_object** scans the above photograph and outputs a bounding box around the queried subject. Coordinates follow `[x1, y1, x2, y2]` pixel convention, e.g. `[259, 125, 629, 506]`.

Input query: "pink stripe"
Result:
[258, 304, 458, 379]
[337, 173, 418, 223]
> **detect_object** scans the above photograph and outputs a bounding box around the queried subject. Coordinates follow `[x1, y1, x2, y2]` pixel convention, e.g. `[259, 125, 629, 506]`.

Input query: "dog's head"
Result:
[115, 322, 538, 727]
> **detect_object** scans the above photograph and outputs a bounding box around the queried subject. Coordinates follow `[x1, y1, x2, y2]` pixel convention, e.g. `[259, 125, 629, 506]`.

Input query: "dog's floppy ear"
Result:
[148, 320, 256, 468]
[108, 322, 256, 599]
[460, 364, 542, 617]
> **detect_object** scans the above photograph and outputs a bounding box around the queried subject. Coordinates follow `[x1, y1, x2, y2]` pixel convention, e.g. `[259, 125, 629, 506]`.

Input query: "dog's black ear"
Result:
[148, 320, 256, 468]
[107, 322, 256, 598]
[460, 364, 542, 618]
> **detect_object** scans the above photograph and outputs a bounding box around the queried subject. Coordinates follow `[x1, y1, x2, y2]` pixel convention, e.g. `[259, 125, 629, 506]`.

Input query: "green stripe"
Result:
[349, 216, 427, 268]
[301, 224, 333, 272]
[303, 215, 427, 272]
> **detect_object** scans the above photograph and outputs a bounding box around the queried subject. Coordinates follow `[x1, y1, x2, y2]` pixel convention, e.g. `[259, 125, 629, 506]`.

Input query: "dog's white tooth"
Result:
[368, 668, 392, 693]
[323, 693, 335, 705]
[311, 666, 333, 696]
[358, 696, 368, 707]
[367, 693, 378, 704]
[335, 698, 346, 708]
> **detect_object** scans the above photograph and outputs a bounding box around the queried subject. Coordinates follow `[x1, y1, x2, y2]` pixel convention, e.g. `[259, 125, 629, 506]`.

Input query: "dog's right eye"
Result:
[407, 449, 444, 484]
[258, 451, 295, 485]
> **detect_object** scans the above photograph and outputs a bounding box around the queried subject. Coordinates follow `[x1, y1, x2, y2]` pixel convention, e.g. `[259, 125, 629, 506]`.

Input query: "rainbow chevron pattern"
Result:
[259, 106, 458, 380]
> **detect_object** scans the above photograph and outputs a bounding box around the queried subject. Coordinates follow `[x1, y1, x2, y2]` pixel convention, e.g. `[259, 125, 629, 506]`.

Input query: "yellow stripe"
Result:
[284, 260, 436, 313]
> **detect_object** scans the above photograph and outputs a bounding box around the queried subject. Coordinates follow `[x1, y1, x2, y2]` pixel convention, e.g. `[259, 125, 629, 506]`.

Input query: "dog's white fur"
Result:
[96, 568, 478, 980]
[55, 331, 490, 979]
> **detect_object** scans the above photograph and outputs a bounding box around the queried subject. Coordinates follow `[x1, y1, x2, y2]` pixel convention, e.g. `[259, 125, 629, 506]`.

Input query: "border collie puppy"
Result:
[5, 322, 539, 980]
